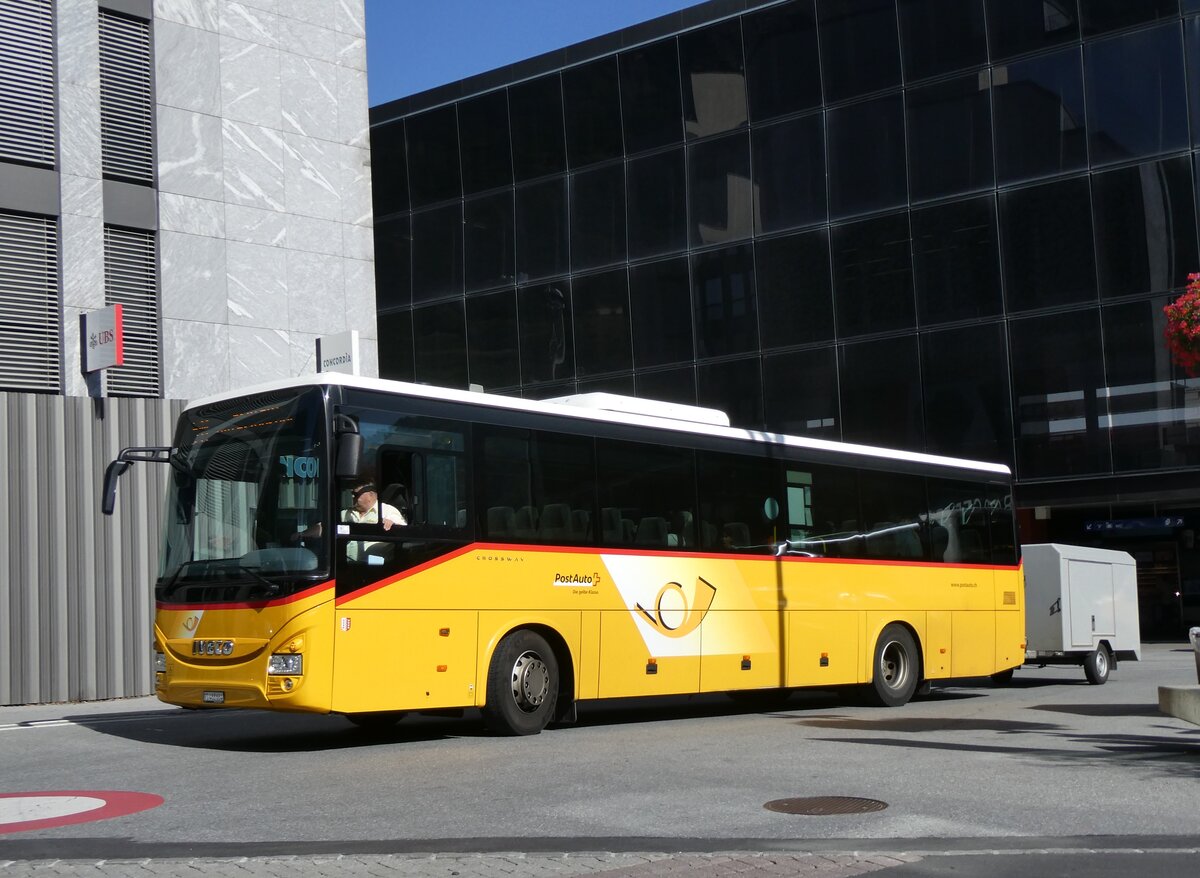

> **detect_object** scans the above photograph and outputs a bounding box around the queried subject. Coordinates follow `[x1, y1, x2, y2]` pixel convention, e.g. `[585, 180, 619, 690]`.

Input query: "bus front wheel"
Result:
[867, 624, 919, 707]
[483, 629, 559, 736]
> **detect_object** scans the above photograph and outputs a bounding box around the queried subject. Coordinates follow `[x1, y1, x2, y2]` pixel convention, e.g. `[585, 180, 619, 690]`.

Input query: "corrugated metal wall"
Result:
[0, 392, 186, 705]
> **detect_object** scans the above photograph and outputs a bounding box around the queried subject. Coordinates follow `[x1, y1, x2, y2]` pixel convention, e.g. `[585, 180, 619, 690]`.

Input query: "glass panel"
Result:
[697, 451, 780, 553]
[466, 290, 520, 391]
[756, 229, 834, 348]
[377, 310, 413, 382]
[999, 177, 1096, 312]
[688, 131, 753, 246]
[595, 440, 697, 550]
[993, 47, 1087, 184]
[515, 177, 568, 282]
[827, 93, 907, 219]
[985, 0, 1080, 60]
[570, 162, 626, 271]
[573, 268, 632, 377]
[692, 243, 758, 358]
[906, 72, 993, 202]
[518, 281, 574, 385]
[413, 300, 467, 388]
[921, 323, 1014, 465]
[563, 56, 623, 168]
[374, 215, 411, 310]
[579, 375, 635, 395]
[680, 18, 748, 139]
[636, 366, 697, 405]
[752, 113, 827, 233]
[859, 473, 929, 561]
[411, 203, 463, 302]
[927, 478, 996, 563]
[1085, 23, 1188, 167]
[832, 212, 915, 338]
[698, 357, 764, 429]
[369, 120, 408, 216]
[911, 194, 1002, 326]
[1080, 0, 1179, 36]
[1189, 17, 1200, 146]
[1009, 309, 1110, 478]
[839, 335, 925, 449]
[627, 147, 687, 259]
[458, 90, 512, 195]
[619, 38, 683, 153]
[1093, 157, 1197, 299]
[817, 0, 902, 103]
[783, 464, 859, 558]
[762, 347, 840, 439]
[405, 105, 460, 208]
[464, 191, 514, 293]
[509, 73, 565, 182]
[898, 0, 988, 82]
[630, 257, 694, 368]
[743, 0, 822, 122]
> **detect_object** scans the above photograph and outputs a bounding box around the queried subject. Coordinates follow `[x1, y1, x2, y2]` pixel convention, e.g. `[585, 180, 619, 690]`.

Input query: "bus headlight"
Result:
[154, 651, 166, 673]
[268, 654, 303, 675]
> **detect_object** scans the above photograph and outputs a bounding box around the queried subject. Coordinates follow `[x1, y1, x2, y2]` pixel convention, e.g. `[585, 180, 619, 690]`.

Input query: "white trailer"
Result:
[1022, 543, 1141, 684]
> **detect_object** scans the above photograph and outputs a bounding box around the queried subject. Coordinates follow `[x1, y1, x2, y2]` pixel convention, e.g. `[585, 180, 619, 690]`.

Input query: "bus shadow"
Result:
[1027, 702, 1165, 718]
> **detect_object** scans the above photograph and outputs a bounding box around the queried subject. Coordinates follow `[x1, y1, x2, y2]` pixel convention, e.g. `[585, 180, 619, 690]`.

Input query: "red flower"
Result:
[1164, 274, 1200, 376]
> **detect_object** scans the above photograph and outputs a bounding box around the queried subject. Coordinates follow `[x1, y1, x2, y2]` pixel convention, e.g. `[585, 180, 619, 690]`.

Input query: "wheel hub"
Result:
[881, 642, 909, 690]
[511, 651, 549, 711]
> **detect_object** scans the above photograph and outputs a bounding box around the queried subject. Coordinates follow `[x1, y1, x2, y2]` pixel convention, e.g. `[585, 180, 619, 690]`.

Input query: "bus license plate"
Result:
[202, 690, 225, 704]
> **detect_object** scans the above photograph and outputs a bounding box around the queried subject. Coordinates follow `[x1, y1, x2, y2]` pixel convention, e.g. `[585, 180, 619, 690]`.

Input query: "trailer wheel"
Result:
[483, 629, 559, 735]
[1083, 644, 1110, 685]
[866, 624, 919, 707]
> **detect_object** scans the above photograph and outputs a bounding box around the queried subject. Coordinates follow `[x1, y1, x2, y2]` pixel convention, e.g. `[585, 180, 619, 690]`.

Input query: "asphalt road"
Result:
[1, 642, 1197, 875]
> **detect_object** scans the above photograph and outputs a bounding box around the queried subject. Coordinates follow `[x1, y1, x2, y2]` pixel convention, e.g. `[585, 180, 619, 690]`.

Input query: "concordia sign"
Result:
[316, 329, 359, 376]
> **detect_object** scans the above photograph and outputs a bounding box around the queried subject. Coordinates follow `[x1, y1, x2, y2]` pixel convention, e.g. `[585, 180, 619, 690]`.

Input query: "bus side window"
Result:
[596, 439, 696, 550]
[697, 451, 777, 554]
[786, 465, 860, 557]
[859, 471, 927, 561]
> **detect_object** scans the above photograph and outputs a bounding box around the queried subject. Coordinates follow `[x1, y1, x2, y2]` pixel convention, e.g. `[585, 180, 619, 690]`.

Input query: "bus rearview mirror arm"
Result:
[101, 446, 176, 516]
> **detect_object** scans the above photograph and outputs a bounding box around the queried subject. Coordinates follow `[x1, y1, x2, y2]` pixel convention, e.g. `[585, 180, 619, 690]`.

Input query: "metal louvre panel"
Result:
[98, 11, 153, 184]
[0, 0, 55, 166]
[0, 211, 60, 392]
[104, 226, 160, 397]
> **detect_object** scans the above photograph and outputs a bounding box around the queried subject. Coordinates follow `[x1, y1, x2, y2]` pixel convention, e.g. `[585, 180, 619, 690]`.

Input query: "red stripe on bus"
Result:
[156, 580, 333, 612]
[335, 544, 478, 605]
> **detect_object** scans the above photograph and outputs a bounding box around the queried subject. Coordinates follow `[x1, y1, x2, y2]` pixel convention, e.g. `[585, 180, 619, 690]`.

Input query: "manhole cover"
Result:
[764, 796, 888, 815]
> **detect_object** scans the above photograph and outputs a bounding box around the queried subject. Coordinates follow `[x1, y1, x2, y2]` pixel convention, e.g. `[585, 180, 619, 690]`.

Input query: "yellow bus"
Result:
[103, 375, 1024, 735]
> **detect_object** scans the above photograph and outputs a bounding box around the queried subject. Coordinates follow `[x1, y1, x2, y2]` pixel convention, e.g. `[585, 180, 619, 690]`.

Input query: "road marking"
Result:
[0, 792, 163, 835]
[0, 711, 235, 733]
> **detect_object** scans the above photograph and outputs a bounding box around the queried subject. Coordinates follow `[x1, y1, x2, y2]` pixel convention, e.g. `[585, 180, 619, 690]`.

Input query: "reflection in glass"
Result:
[509, 73, 565, 181]
[377, 310, 414, 382]
[405, 105, 460, 208]
[572, 268, 632, 377]
[898, 0, 988, 82]
[985, 0, 1079, 60]
[467, 290, 520, 391]
[817, 0, 902, 103]
[743, 0, 821, 122]
[637, 365, 697, 405]
[752, 113, 827, 233]
[518, 281, 574, 384]
[839, 335, 924, 449]
[763, 347, 839, 439]
[458, 90, 512, 195]
[515, 178, 568, 282]
[630, 257, 694, 368]
[374, 215, 411, 310]
[680, 18, 748, 139]
[563, 56, 624, 168]
[906, 72, 993, 201]
[370, 120, 408, 216]
[993, 47, 1086, 184]
[688, 132, 753, 246]
[411, 203, 463, 302]
[627, 148, 687, 258]
[832, 213, 915, 338]
[999, 177, 1096, 312]
[619, 38, 683, 153]
[755, 229, 834, 348]
[1079, 0, 1179, 36]
[692, 244, 758, 358]
[570, 162, 626, 271]
[911, 195, 1002, 326]
[827, 94, 907, 218]
[920, 323, 1012, 465]
[464, 191, 514, 293]
[698, 357, 763, 429]
[413, 301, 468, 388]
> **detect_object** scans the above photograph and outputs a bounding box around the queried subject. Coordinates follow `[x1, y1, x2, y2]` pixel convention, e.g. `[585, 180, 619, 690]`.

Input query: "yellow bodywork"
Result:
[154, 545, 1024, 714]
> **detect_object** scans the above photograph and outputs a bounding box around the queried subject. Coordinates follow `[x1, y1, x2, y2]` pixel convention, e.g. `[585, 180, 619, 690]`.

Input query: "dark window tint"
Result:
[692, 244, 758, 358]
[1189, 17, 1200, 145]
[743, 0, 822, 122]
[509, 74, 566, 181]
[756, 229, 834, 348]
[698, 357, 764, 429]
[370, 120, 408, 215]
[921, 323, 1013, 465]
[927, 478, 997, 563]
[411, 203, 463, 302]
[818, 0, 902, 103]
[680, 18, 748, 139]
[458, 90, 512, 195]
[478, 427, 596, 543]
[999, 177, 1096, 312]
[413, 301, 467, 388]
[563, 56, 623, 168]
[906, 73, 993, 202]
[627, 147, 687, 258]
[763, 347, 840, 439]
[1093, 156, 1197, 299]
[1080, 0, 1179, 36]
[630, 257, 694, 368]
[377, 309, 414, 382]
[573, 268, 632, 377]
[619, 38, 683, 153]
[637, 366, 697, 405]
[784, 464, 860, 557]
[832, 212, 915, 338]
[752, 113, 827, 233]
[571, 162, 626, 271]
[517, 281, 574, 384]
[993, 47, 1087, 184]
[596, 440, 697, 549]
[688, 131, 753, 246]
[911, 195, 1002, 325]
[840, 335, 925, 449]
[899, 0, 988, 82]
[1085, 23, 1188, 167]
[515, 178, 568, 282]
[859, 472, 929, 561]
[466, 290, 520, 390]
[464, 191, 514, 293]
[405, 105, 460, 208]
[374, 215, 411, 310]
[1010, 309, 1110, 478]
[985, 0, 1080, 60]
[697, 451, 779, 553]
[827, 94, 907, 219]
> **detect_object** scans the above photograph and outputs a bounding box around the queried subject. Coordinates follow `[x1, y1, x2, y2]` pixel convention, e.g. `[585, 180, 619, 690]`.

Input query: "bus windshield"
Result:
[157, 388, 329, 604]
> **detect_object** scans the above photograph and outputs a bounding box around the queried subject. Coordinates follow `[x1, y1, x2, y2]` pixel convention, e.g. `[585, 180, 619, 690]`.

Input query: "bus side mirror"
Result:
[101, 460, 131, 516]
[335, 431, 362, 479]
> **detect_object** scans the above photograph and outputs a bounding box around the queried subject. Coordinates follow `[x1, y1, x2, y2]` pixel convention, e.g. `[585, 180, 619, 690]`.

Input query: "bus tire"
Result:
[867, 624, 919, 707]
[1083, 644, 1110, 685]
[483, 629, 559, 736]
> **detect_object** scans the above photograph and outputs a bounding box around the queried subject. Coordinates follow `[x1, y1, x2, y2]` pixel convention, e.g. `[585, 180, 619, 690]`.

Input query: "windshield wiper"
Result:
[237, 562, 281, 598]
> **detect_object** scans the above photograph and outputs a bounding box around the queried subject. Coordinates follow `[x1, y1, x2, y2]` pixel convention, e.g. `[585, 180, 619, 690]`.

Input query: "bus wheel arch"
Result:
[866, 622, 922, 707]
[482, 625, 573, 735]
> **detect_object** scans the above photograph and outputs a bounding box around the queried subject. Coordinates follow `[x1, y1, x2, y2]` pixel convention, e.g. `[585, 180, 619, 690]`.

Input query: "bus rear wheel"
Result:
[867, 624, 919, 707]
[483, 629, 559, 736]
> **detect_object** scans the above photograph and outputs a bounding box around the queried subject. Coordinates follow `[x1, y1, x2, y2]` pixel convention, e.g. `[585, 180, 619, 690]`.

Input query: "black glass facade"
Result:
[370, 0, 1200, 633]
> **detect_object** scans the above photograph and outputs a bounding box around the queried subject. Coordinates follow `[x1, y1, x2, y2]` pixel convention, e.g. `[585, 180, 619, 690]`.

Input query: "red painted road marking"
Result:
[0, 791, 163, 835]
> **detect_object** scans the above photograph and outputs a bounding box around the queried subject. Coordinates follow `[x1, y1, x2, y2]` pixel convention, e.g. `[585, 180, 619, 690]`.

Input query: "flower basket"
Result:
[1164, 273, 1200, 376]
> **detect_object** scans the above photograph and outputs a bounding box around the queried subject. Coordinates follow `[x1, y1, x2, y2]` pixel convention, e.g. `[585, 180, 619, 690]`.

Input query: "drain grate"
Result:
[764, 796, 888, 815]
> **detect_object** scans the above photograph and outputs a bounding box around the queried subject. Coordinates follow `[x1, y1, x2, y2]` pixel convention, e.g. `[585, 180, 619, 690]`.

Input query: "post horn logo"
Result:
[635, 577, 717, 638]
